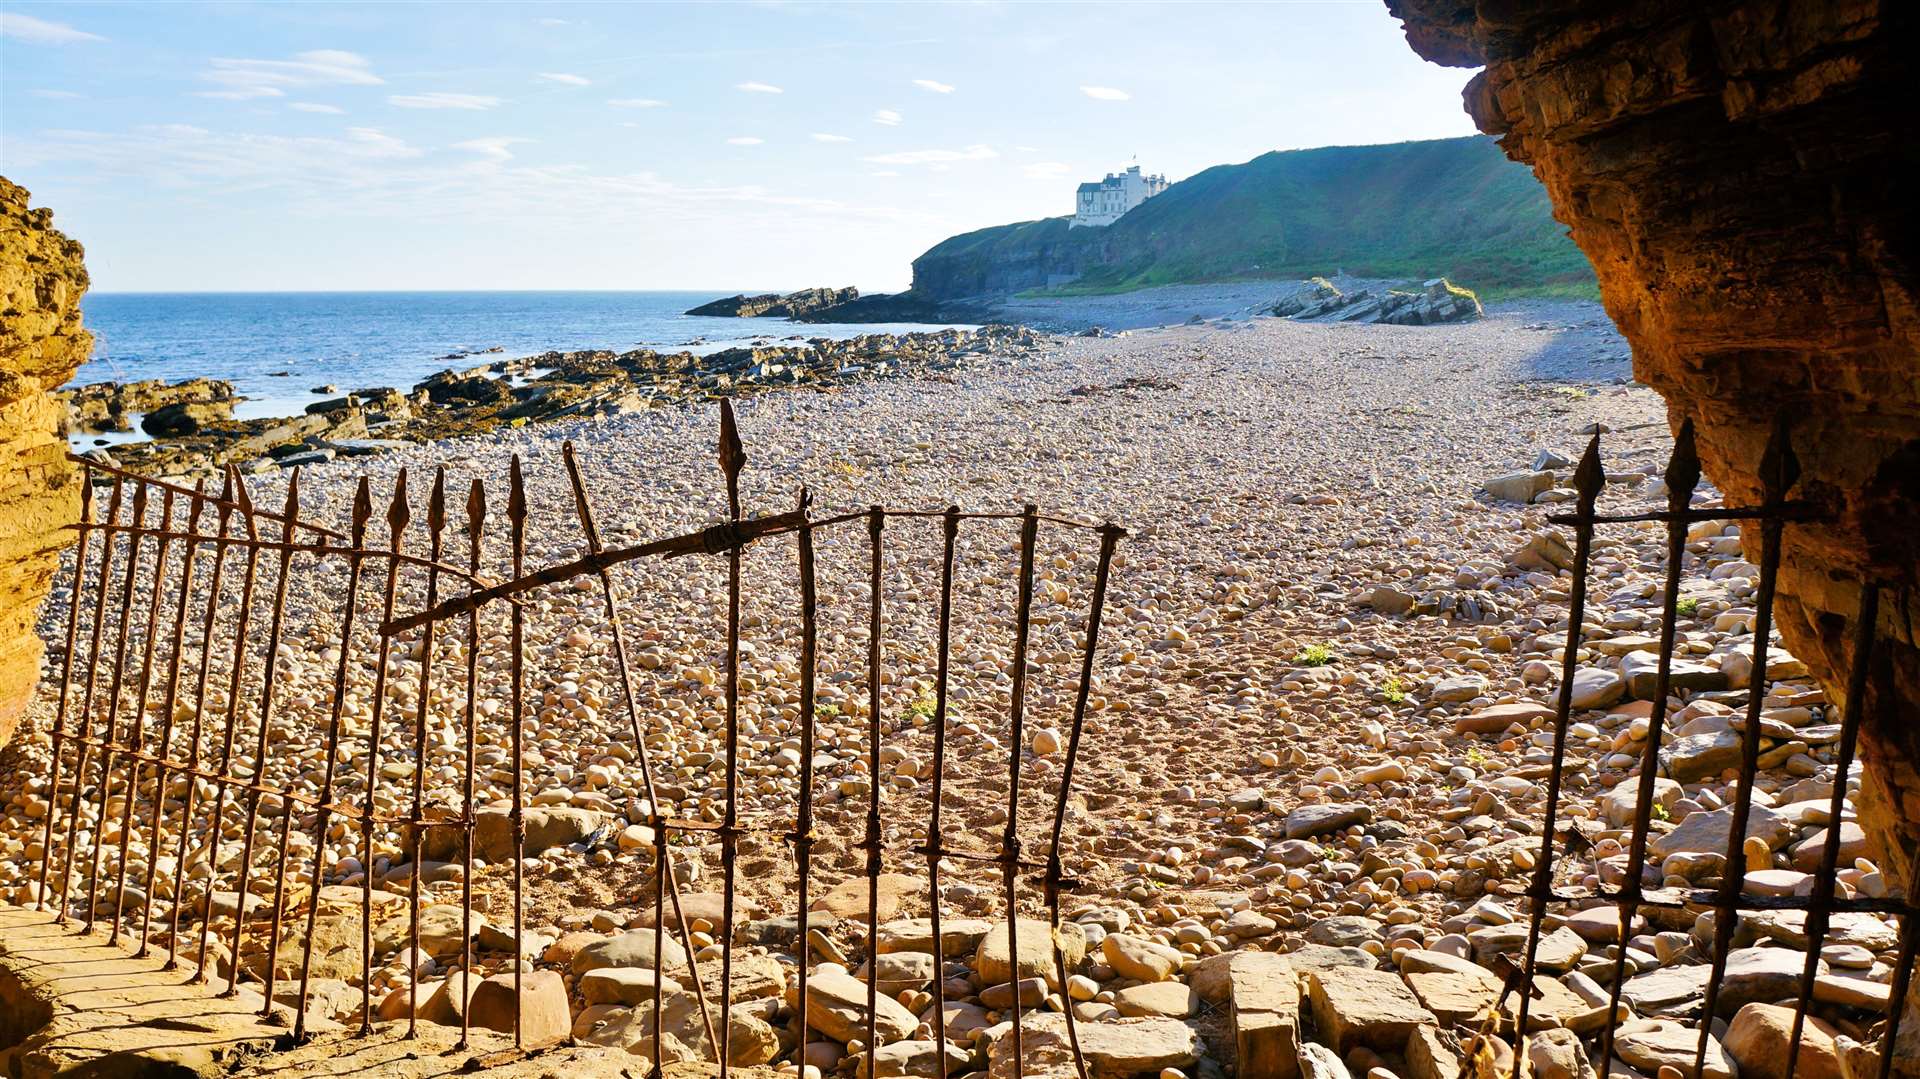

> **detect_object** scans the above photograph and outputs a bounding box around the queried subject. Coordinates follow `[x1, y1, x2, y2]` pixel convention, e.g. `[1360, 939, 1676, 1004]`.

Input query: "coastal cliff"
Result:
[0, 178, 90, 748]
[908, 135, 1591, 302]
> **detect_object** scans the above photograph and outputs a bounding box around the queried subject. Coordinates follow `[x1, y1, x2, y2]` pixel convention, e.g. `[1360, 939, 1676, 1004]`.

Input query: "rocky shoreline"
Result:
[2, 302, 1905, 1079]
[60, 324, 1047, 481]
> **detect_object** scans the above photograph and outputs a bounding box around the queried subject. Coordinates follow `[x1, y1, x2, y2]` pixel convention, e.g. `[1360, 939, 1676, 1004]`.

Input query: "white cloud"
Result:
[868, 171, 900, 178]
[872, 109, 902, 126]
[608, 98, 667, 109]
[1022, 162, 1071, 179]
[0, 13, 105, 44]
[1080, 85, 1131, 101]
[810, 133, 852, 143]
[290, 102, 345, 114]
[6, 122, 943, 237]
[454, 136, 530, 161]
[735, 81, 783, 94]
[536, 17, 571, 26]
[912, 79, 955, 94]
[537, 72, 590, 86]
[196, 87, 285, 101]
[32, 89, 85, 100]
[389, 92, 501, 110]
[726, 136, 764, 146]
[199, 50, 382, 101]
[862, 144, 996, 166]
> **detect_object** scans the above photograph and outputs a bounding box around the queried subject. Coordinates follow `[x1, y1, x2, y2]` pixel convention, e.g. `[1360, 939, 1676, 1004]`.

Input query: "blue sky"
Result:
[0, 2, 1478, 292]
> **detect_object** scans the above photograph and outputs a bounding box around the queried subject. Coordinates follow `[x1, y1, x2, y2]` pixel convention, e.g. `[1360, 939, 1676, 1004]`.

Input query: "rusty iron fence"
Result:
[29, 402, 1126, 1078]
[1493, 418, 1916, 1079]
[27, 406, 1915, 1079]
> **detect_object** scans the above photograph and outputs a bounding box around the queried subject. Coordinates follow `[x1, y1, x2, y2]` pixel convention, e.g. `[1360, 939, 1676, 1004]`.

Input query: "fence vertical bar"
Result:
[507, 457, 527, 1046]
[83, 481, 151, 932]
[230, 471, 302, 1001]
[167, 476, 232, 967]
[1510, 436, 1603, 1070]
[359, 470, 409, 1033]
[924, 507, 960, 1079]
[1598, 424, 1699, 1070]
[36, 469, 96, 914]
[110, 486, 179, 943]
[862, 506, 885, 1068]
[55, 476, 121, 925]
[406, 468, 448, 1038]
[136, 481, 208, 956]
[792, 489, 818, 1073]
[294, 478, 374, 1042]
[458, 478, 485, 1051]
[1693, 421, 1795, 1079]
[1046, 524, 1123, 1079]
[559, 440, 718, 1061]
[720, 402, 747, 1076]
[196, 468, 264, 984]
[1875, 858, 1920, 1079]
[1002, 506, 1040, 1079]
[1783, 582, 1878, 1079]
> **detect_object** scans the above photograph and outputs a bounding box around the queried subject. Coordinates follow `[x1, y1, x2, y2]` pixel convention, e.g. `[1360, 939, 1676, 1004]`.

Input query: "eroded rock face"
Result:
[1384, 1, 1920, 880]
[0, 177, 89, 747]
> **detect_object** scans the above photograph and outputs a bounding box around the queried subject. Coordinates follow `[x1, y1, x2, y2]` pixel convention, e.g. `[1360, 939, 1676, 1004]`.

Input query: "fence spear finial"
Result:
[1574, 431, 1604, 510]
[466, 477, 486, 540]
[508, 455, 527, 526]
[1666, 418, 1701, 511]
[388, 468, 411, 535]
[1760, 414, 1800, 501]
[351, 477, 373, 547]
[719, 400, 745, 518]
[428, 467, 447, 536]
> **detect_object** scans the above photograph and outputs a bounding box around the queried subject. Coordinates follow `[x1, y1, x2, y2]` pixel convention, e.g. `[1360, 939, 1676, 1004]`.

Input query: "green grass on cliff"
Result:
[912, 136, 1597, 299]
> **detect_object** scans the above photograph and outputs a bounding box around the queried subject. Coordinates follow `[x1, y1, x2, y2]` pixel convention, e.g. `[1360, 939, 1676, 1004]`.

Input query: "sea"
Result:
[71, 291, 960, 448]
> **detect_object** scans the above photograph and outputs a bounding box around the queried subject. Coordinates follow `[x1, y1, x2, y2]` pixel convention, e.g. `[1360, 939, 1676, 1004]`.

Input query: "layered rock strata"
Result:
[0, 178, 89, 747]
[1385, 0, 1920, 877]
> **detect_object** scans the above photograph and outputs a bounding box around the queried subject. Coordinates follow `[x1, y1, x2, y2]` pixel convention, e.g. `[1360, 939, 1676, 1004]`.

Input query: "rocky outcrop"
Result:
[82, 325, 1049, 480]
[1272, 277, 1483, 325]
[0, 178, 89, 748]
[1383, 2, 1920, 877]
[685, 287, 858, 319]
[62, 376, 234, 434]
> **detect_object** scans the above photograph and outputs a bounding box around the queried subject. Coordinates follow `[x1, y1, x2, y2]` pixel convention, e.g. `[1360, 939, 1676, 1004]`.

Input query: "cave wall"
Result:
[1381, 0, 1920, 878]
[0, 178, 90, 747]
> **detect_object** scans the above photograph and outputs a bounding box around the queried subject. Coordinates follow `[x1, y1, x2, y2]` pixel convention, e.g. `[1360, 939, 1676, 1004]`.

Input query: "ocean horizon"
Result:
[73, 290, 957, 444]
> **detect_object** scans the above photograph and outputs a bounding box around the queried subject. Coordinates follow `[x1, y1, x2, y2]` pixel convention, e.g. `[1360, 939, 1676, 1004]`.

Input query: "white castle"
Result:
[1071, 164, 1169, 228]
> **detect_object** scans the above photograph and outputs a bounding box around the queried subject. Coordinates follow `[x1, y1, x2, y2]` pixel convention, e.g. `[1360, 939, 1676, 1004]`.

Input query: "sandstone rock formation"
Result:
[1383, 1, 1920, 875]
[0, 178, 89, 748]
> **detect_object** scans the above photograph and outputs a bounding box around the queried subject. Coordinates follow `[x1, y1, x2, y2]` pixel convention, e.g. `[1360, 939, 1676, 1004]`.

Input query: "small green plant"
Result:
[1295, 643, 1334, 667]
[813, 701, 840, 720]
[1675, 597, 1700, 617]
[905, 692, 938, 723]
[1383, 675, 1407, 704]
[1466, 746, 1488, 766]
[1651, 802, 1671, 822]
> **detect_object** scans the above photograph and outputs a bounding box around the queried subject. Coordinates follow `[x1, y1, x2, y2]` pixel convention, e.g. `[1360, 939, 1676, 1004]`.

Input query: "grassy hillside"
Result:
[910, 136, 1595, 299]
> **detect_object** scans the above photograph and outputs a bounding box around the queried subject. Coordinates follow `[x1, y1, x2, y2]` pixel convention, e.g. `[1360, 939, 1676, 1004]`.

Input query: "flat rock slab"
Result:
[789, 968, 920, 1045]
[1285, 804, 1372, 839]
[877, 917, 994, 957]
[1304, 965, 1436, 1053]
[1229, 952, 1300, 1079]
[976, 918, 1088, 987]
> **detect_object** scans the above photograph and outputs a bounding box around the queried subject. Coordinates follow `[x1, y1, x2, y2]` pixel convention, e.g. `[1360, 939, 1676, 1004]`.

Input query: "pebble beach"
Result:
[0, 299, 1898, 1079]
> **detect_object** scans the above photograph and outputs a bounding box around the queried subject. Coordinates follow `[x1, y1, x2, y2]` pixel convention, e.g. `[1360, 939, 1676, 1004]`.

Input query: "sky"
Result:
[0, 2, 1478, 293]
